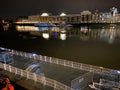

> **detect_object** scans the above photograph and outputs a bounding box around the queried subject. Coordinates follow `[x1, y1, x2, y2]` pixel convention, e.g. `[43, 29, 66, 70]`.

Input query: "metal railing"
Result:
[0, 47, 119, 89]
[8, 49, 118, 77]
[0, 63, 73, 90]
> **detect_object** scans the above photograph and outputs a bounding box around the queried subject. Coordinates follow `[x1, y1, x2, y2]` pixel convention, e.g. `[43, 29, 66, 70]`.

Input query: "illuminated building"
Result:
[16, 8, 120, 24]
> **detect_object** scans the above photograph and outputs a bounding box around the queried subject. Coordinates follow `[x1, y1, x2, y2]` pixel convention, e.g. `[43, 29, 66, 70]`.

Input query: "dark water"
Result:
[0, 24, 120, 70]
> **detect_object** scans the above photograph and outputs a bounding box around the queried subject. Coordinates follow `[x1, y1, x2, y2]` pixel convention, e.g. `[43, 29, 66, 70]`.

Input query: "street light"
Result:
[32, 53, 37, 57]
[117, 71, 120, 74]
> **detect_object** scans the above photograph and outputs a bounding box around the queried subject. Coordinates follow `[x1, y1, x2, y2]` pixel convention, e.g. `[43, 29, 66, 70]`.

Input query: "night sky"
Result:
[0, 0, 120, 19]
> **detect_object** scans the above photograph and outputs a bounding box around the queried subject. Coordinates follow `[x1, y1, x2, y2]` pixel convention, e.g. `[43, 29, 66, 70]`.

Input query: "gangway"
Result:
[89, 79, 120, 90]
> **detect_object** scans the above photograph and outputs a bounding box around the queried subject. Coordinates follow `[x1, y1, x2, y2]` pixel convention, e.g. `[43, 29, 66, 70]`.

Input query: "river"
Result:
[0, 24, 120, 70]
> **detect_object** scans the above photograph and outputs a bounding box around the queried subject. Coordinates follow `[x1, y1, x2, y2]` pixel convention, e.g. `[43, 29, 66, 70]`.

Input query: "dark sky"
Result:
[0, 0, 120, 19]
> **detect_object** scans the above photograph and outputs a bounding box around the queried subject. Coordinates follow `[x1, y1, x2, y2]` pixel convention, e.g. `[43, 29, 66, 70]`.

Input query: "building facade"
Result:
[16, 10, 120, 24]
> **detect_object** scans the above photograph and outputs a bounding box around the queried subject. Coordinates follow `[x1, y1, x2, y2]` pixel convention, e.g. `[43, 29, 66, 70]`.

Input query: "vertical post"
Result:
[3, 64, 6, 70]
[50, 57, 51, 63]
[16, 51, 18, 55]
[9, 65, 11, 72]
[56, 59, 58, 64]
[34, 73, 37, 82]
[41, 73, 46, 85]
[21, 69, 23, 76]
[90, 65, 92, 72]
[3, 53, 6, 64]
[80, 63, 82, 70]
[100, 67, 103, 79]
[72, 62, 73, 68]
[25, 52, 26, 57]
[54, 81, 57, 90]
[11, 50, 13, 54]
[27, 71, 29, 79]
[29, 53, 31, 58]
[64, 60, 66, 66]
[33, 55, 35, 60]
[45, 56, 46, 62]
[15, 68, 17, 75]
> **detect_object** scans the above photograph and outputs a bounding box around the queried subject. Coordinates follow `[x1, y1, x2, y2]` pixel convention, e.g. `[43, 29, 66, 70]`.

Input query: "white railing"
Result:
[8, 49, 118, 77]
[1, 47, 119, 79]
[0, 63, 73, 90]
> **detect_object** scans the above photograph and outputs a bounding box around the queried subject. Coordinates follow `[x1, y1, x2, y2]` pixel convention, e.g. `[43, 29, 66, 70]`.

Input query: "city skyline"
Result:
[0, 0, 120, 19]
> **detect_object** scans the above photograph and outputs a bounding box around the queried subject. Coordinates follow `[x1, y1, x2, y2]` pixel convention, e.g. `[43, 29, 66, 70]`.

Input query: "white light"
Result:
[16, 26, 39, 31]
[42, 33, 49, 39]
[0, 47, 6, 50]
[32, 53, 37, 56]
[41, 13, 49, 16]
[60, 33, 66, 40]
[60, 13, 66, 16]
[117, 71, 120, 74]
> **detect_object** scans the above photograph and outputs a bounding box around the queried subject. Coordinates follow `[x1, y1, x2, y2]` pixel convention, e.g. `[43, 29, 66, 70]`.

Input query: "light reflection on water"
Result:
[16, 24, 120, 44]
[15, 24, 120, 69]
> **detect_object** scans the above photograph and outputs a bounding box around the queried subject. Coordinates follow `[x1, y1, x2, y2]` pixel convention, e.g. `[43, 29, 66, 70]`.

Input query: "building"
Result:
[27, 11, 93, 24]
[16, 8, 120, 24]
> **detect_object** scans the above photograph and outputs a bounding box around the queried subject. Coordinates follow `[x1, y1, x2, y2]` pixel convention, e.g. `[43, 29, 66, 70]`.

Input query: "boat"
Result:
[34, 22, 56, 27]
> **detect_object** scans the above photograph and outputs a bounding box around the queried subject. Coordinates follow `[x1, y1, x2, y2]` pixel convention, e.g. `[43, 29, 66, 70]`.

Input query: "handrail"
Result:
[0, 47, 119, 89]
[0, 63, 73, 90]
[8, 49, 118, 77]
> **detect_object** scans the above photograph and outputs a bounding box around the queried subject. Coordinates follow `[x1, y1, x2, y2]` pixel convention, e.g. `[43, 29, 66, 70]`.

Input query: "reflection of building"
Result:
[100, 25, 117, 43]
[16, 26, 39, 31]
[60, 29, 66, 40]
[42, 33, 49, 39]
[16, 25, 120, 43]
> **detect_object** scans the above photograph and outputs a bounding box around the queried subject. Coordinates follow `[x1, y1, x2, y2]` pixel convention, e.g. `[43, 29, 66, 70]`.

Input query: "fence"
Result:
[0, 47, 119, 89]
[6, 48, 119, 78]
[71, 72, 93, 90]
[0, 63, 73, 90]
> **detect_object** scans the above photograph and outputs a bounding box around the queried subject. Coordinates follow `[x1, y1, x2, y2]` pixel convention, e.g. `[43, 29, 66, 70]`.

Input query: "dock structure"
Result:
[0, 47, 120, 90]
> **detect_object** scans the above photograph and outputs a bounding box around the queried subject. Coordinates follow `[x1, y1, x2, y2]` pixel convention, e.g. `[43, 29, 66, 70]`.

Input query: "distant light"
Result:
[0, 47, 6, 50]
[60, 13, 66, 16]
[117, 70, 120, 74]
[41, 13, 49, 16]
[32, 53, 37, 56]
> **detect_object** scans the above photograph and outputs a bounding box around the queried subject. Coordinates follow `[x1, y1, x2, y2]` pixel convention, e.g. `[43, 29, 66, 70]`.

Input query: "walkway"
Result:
[11, 55, 88, 87]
